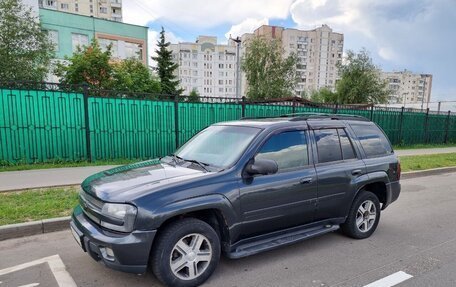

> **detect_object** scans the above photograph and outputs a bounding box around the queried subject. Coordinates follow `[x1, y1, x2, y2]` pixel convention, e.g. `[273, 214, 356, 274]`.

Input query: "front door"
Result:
[238, 129, 318, 238]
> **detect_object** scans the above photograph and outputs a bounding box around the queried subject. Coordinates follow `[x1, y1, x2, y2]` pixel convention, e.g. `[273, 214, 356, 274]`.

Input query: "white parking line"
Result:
[363, 271, 413, 287]
[18, 284, 40, 287]
[0, 255, 76, 287]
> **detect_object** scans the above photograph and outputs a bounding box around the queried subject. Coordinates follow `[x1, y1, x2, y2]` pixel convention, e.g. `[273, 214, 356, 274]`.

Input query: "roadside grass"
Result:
[400, 153, 456, 172]
[394, 143, 456, 150]
[0, 187, 79, 226]
[0, 159, 137, 172]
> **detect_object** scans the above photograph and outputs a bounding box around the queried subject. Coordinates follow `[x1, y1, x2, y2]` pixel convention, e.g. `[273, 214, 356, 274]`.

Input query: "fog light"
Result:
[100, 247, 115, 261]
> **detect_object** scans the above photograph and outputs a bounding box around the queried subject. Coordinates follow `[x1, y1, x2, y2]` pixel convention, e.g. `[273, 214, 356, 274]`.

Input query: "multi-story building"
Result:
[169, 36, 238, 98]
[241, 24, 344, 97]
[39, 8, 148, 81]
[39, 0, 122, 22]
[381, 70, 433, 104]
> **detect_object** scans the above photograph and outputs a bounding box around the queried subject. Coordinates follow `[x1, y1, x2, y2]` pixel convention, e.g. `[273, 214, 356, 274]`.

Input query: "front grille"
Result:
[79, 191, 104, 225]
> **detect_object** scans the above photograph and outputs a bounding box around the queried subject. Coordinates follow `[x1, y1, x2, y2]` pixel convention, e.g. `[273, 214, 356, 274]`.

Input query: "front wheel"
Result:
[151, 218, 221, 287]
[341, 191, 381, 239]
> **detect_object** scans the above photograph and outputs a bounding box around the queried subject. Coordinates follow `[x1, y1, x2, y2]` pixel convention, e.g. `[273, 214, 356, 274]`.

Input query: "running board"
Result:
[227, 225, 339, 259]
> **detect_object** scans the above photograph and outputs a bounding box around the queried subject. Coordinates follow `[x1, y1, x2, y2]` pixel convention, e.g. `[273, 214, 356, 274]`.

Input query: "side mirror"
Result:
[245, 158, 278, 176]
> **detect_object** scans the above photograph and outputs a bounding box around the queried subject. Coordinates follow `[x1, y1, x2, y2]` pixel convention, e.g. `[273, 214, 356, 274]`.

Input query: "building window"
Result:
[100, 7, 108, 13]
[90, 5, 93, 13]
[99, 38, 118, 57]
[71, 33, 89, 52]
[75, 3, 78, 11]
[125, 42, 142, 59]
[46, 30, 59, 51]
[60, 3, 69, 9]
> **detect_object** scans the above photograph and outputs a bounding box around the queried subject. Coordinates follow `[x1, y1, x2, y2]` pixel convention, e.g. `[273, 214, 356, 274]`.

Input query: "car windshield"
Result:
[173, 125, 261, 169]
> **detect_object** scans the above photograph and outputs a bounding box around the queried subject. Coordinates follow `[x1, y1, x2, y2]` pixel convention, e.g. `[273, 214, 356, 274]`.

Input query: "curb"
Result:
[401, 166, 456, 179]
[0, 216, 70, 241]
[0, 184, 79, 194]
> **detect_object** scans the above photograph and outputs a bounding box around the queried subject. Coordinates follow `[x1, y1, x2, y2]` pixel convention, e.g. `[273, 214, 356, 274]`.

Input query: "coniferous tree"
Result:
[152, 27, 182, 95]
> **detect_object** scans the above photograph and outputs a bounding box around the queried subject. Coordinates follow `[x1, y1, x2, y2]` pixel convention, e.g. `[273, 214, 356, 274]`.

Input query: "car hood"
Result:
[81, 159, 209, 202]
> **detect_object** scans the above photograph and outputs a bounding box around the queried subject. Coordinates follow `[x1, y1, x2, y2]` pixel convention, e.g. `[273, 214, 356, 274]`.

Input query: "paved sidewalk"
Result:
[0, 165, 117, 192]
[395, 146, 456, 156]
[1, 147, 455, 192]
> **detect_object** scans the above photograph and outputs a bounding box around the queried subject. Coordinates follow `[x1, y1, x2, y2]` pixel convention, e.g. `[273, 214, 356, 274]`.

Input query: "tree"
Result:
[55, 38, 113, 90]
[111, 58, 161, 95]
[0, 0, 54, 81]
[152, 27, 182, 95]
[185, 88, 201, 103]
[335, 49, 390, 104]
[242, 36, 297, 100]
[310, 87, 338, 103]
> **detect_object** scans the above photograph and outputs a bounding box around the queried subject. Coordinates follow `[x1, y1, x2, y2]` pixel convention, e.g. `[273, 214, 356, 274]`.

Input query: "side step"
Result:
[227, 225, 339, 259]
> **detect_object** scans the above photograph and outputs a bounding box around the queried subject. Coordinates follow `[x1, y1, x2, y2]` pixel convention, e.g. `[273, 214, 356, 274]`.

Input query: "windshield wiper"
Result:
[169, 154, 211, 172]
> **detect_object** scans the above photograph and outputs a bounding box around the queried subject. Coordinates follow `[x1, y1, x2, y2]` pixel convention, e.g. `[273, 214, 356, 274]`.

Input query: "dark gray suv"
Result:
[70, 114, 401, 287]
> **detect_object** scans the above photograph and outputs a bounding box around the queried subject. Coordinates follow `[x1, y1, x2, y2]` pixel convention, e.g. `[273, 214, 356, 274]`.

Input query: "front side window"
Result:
[351, 123, 393, 157]
[255, 131, 308, 171]
[175, 125, 261, 169]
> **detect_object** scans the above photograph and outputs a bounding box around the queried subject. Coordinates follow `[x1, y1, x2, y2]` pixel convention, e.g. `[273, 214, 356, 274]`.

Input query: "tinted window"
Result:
[256, 131, 308, 171]
[338, 129, 356, 160]
[314, 129, 343, 163]
[351, 123, 393, 157]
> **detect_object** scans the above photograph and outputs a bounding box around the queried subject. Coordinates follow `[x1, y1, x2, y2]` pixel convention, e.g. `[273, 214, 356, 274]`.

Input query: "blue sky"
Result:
[124, 0, 456, 101]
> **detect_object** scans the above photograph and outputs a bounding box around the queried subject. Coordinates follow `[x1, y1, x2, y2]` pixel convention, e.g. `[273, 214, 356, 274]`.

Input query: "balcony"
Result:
[110, 0, 122, 8]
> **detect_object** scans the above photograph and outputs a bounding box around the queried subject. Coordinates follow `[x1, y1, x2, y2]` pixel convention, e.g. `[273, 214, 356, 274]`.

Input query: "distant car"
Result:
[70, 113, 401, 287]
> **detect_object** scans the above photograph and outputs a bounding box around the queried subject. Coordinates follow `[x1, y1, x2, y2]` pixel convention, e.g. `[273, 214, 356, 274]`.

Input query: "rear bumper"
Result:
[71, 205, 156, 274]
[383, 181, 401, 210]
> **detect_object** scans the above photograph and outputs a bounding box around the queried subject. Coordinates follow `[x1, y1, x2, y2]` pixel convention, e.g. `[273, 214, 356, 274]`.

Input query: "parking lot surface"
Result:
[1, 172, 456, 286]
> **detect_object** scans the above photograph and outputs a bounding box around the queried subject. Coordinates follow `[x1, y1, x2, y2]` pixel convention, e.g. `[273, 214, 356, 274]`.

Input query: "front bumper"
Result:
[71, 205, 157, 274]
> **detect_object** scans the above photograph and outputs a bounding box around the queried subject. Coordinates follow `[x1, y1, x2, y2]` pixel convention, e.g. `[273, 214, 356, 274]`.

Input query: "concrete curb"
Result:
[402, 166, 456, 179]
[0, 216, 70, 241]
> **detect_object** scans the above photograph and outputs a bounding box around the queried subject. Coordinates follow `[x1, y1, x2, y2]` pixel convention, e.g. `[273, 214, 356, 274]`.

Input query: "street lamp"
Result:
[229, 35, 242, 100]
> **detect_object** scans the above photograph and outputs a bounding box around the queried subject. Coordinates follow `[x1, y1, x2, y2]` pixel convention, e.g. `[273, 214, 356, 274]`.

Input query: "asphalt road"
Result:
[1, 172, 456, 286]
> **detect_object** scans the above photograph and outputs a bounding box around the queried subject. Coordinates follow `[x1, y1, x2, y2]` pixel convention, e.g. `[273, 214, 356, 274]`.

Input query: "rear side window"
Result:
[350, 123, 393, 157]
[314, 128, 357, 163]
[256, 131, 308, 171]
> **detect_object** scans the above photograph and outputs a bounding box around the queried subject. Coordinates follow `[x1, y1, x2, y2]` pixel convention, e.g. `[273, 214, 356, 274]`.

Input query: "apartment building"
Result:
[39, 8, 148, 81]
[39, 0, 122, 22]
[381, 70, 433, 104]
[169, 36, 238, 98]
[241, 24, 344, 97]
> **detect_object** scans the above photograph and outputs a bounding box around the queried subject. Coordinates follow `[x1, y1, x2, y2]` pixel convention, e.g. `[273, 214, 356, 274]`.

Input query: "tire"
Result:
[151, 218, 221, 287]
[341, 191, 381, 239]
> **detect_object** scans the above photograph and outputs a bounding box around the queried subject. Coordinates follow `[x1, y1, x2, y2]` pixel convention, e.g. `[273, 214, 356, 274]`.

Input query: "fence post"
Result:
[444, 110, 451, 144]
[398, 107, 404, 145]
[424, 108, 430, 144]
[241, 96, 246, 118]
[82, 83, 92, 162]
[174, 94, 180, 149]
[370, 105, 374, 121]
[333, 103, 339, 114]
[292, 97, 296, 114]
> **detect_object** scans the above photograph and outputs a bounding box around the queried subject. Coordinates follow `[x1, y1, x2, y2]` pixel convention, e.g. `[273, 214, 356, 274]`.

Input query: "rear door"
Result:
[311, 126, 366, 220]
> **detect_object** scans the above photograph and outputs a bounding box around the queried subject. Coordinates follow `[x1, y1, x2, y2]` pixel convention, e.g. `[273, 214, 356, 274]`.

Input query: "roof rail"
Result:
[240, 113, 369, 122]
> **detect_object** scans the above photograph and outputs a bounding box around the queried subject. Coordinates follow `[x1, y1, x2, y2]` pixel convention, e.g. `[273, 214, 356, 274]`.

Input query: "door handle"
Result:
[351, 169, 362, 176]
[299, 178, 313, 184]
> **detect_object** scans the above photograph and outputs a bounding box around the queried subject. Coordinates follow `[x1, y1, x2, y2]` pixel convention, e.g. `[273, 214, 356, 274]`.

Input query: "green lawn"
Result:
[399, 153, 456, 172]
[0, 187, 79, 225]
[0, 159, 137, 172]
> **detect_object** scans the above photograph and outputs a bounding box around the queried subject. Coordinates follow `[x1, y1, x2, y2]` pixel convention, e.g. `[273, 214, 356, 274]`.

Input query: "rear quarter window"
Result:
[350, 123, 393, 158]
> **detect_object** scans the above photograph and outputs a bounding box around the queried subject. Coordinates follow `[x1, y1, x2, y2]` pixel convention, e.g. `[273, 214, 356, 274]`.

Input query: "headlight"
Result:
[100, 203, 137, 232]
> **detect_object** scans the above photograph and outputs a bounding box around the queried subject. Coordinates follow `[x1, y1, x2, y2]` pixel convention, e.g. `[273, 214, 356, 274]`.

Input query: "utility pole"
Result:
[230, 35, 242, 100]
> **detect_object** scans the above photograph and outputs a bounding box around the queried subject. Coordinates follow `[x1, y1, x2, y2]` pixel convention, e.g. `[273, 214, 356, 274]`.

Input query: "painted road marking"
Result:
[363, 271, 413, 287]
[18, 284, 40, 287]
[0, 255, 76, 287]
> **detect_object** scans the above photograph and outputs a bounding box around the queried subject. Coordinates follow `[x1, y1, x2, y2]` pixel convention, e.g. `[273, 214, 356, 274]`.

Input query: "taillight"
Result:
[397, 160, 401, 180]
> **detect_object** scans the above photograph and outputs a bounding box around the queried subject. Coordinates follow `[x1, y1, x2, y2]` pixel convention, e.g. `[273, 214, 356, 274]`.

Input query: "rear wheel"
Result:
[151, 218, 220, 287]
[341, 191, 380, 239]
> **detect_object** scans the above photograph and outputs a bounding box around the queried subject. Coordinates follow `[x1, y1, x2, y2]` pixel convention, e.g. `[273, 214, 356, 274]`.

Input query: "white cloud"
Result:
[123, 0, 293, 27]
[225, 18, 268, 39]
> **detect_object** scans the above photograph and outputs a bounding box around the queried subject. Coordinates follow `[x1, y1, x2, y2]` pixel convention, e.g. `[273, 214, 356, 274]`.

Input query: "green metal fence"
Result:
[1, 84, 456, 164]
